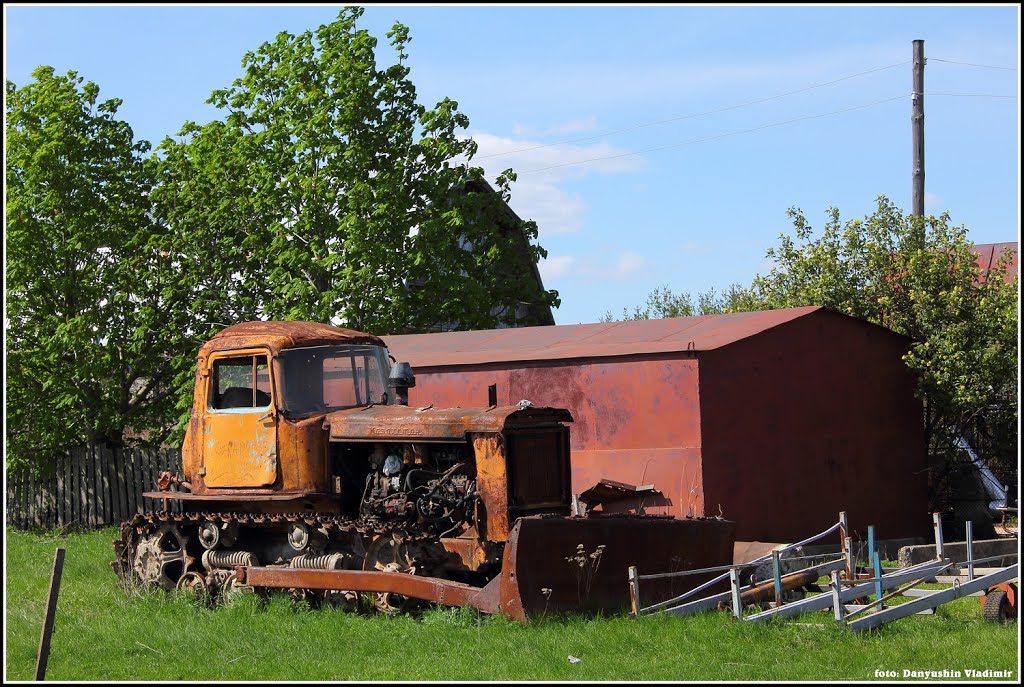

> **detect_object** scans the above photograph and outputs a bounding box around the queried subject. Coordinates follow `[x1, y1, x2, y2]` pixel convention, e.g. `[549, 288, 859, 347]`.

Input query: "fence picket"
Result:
[16, 474, 24, 529]
[112, 450, 125, 524]
[7, 447, 181, 530]
[62, 453, 70, 529]
[99, 447, 111, 526]
[44, 469, 53, 530]
[92, 447, 102, 526]
[75, 448, 84, 527]
[29, 469, 38, 529]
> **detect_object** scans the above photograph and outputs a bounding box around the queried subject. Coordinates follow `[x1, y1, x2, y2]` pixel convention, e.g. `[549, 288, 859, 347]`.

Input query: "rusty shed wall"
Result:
[698, 310, 928, 541]
[403, 356, 704, 517]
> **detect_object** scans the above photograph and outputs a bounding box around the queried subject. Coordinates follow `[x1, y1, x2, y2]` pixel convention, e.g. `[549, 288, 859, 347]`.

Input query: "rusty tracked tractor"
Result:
[112, 321, 734, 620]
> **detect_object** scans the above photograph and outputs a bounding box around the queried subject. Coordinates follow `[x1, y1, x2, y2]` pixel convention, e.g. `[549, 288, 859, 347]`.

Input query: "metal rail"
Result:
[847, 564, 1019, 632]
[743, 559, 952, 622]
[630, 515, 847, 617]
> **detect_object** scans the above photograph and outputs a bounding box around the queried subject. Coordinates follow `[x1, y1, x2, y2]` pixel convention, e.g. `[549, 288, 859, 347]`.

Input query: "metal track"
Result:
[112, 510, 437, 592]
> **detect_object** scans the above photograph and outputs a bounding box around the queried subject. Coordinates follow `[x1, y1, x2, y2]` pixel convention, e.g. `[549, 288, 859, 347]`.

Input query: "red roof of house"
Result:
[972, 242, 1018, 283]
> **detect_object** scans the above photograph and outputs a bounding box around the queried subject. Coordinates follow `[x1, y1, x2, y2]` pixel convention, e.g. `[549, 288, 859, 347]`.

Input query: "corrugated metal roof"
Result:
[384, 306, 829, 368]
[972, 242, 1018, 283]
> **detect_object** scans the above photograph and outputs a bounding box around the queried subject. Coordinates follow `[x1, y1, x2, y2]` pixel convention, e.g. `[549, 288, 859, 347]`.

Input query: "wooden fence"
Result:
[6, 447, 182, 530]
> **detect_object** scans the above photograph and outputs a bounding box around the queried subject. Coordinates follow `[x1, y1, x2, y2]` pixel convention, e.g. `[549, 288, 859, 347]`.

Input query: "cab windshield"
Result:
[279, 344, 390, 416]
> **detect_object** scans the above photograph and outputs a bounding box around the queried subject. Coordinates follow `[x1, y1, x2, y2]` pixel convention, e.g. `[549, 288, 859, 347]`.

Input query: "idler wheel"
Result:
[287, 521, 327, 553]
[131, 522, 193, 590]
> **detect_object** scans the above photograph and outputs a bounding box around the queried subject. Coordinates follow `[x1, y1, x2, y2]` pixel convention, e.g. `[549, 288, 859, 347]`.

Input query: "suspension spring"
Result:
[290, 553, 345, 570]
[202, 549, 259, 570]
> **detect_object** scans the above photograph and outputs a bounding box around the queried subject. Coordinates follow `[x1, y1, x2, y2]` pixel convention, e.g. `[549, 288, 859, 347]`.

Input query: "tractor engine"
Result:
[357, 442, 476, 537]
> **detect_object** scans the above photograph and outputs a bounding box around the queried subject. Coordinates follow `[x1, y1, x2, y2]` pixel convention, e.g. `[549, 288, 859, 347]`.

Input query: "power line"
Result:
[499, 94, 905, 178]
[475, 61, 910, 161]
[929, 57, 1017, 71]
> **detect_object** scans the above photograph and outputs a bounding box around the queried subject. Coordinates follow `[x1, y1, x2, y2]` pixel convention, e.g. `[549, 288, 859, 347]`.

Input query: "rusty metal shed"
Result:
[384, 306, 929, 542]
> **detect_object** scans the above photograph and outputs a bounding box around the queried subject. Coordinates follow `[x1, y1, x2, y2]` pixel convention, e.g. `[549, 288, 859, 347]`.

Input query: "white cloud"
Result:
[539, 255, 577, 280]
[469, 130, 645, 181]
[539, 252, 652, 283]
[461, 129, 646, 236]
[925, 192, 943, 209]
[512, 183, 586, 234]
[613, 251, 649, 279]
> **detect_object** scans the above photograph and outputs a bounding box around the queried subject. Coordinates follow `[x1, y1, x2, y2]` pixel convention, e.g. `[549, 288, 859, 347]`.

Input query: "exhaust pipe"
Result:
[388, 362, 415, 406]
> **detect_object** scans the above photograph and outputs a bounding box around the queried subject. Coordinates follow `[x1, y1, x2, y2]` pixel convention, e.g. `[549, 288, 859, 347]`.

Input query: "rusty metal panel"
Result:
[402, 360, 701, 452]
[324, 404, 572, 443]
[699, 310, 929, 541]
[472, 434, 511, 541]
[278, 414, 328, 494]
[201, 349, 278, 488]
[503, 515, 735, 620]
[203, 411, 277, 488]
[572, 447, 703, 517]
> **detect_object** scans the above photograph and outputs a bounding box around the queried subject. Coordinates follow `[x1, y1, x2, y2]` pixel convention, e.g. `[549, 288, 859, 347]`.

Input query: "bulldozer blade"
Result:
[494, 514, 735, 622]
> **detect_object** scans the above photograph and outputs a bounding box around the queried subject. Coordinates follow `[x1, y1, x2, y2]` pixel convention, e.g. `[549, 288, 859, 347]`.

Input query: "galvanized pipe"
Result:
[966, 520, 974, 581]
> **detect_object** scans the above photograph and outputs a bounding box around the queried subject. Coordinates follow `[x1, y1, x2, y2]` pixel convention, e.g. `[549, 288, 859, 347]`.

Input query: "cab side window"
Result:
[211, 355, 271, 409]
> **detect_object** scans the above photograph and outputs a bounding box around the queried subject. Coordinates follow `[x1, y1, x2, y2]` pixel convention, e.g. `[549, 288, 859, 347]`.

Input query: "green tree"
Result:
[6, 68, 195, 465]
[601, 283, 748, 321]
[153, 7, 557, 337]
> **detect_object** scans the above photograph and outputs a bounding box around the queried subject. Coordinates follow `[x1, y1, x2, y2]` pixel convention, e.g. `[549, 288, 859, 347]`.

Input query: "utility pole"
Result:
[912, 39, 925, 218]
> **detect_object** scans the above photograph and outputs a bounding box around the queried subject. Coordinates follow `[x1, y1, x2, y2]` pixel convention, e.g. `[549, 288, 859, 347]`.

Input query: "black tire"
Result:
[983, 589, 1015, 623]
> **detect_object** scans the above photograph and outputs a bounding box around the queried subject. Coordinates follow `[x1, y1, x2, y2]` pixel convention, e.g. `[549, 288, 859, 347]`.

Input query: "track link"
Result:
[112, 510, 438, 602]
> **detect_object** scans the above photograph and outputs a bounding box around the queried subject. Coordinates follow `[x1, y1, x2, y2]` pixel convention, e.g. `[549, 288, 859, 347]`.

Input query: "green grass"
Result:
[5, 527, 1019, 681]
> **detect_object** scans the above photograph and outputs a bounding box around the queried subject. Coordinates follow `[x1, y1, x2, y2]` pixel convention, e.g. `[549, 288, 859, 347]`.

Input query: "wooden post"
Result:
[912, 39, 925, 218]
[845, 536, 854, 581]
[35, 547, 66, 681]
[933, 512, 945, 560]
[628, 566, 640, 616]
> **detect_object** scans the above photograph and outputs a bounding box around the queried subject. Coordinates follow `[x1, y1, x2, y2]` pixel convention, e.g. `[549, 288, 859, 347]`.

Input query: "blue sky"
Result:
[5, 4, 1020, 326]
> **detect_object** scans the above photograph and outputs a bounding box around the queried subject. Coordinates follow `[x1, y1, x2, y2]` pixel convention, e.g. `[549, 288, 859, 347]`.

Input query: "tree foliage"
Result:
[6, 68, 195, 464]
[602, 283, 748, 321]
[153, 7, 556, 336]
[6, 10, 557, 463]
